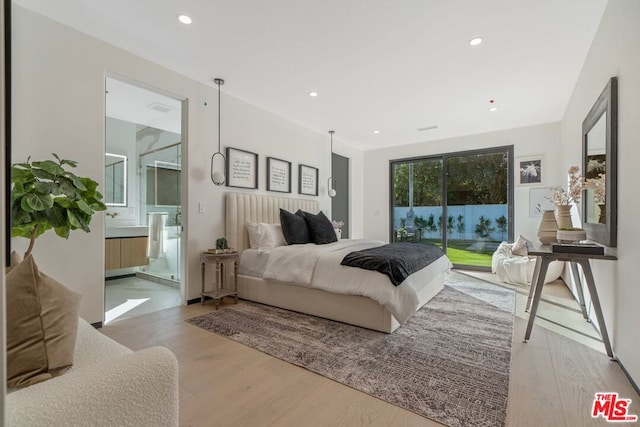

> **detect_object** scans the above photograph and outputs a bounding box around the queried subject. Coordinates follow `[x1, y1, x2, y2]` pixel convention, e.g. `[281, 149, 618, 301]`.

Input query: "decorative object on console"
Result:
[210, 77, 226, 186]
[537, 210, 558, 244]
[551, 165, 586, 229]
[556, 227, 587, 243]
[551, 242, 604, 255]
[327, 130, 337, 197]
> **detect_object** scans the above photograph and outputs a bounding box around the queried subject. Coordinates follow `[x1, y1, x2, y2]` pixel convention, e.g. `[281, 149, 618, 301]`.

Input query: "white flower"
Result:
[586, 173, 606, 204]
[551, 166, 586, 206]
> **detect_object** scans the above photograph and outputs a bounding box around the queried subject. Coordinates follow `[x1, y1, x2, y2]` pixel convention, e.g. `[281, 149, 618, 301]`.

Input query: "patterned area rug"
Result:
[187, 272, 515, 427]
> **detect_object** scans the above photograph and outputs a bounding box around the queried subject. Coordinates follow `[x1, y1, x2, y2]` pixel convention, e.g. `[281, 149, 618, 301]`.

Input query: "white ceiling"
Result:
[14, 0, 608, 150]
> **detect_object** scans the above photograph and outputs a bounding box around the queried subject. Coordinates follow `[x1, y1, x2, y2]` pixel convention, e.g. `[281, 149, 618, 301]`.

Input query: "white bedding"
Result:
[252, 239, 452, 324]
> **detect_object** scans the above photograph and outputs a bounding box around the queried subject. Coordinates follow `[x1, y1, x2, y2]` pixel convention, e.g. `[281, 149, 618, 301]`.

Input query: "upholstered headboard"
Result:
[225, 192, 320, 252]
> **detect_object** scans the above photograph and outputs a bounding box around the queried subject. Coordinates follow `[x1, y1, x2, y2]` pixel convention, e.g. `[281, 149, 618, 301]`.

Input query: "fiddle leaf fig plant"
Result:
[11, 153, 107, 258]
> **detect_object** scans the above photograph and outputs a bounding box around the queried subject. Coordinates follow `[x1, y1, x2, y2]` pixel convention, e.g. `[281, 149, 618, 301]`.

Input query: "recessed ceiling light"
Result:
[309, 91, 318, 97]
[177, 14, 192, 25]
[469, 37, 483, 46]
[373, 130, 380, 134]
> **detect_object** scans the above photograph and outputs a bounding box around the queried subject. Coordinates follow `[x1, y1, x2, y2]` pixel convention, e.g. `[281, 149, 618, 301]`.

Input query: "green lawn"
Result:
[445, 247, 493, 267]
[415, 239, 495, 267]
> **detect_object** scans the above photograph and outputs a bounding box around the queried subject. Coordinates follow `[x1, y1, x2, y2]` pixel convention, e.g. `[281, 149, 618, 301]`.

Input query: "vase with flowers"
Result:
[550, 166, 585, 229]
[586, 173, 606, 223]
[549, 166, 588, 242]
[332, 220, 344, 239]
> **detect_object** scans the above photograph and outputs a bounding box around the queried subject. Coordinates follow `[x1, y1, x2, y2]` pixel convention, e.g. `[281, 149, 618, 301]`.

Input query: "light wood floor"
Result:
[101, 275, 639, 427]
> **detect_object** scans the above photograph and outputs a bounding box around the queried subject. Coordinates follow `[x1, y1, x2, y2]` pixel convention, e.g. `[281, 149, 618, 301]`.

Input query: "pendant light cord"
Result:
[211, 78, 225, 185]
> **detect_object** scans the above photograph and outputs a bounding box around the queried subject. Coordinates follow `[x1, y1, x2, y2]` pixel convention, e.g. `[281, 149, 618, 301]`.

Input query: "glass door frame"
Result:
[389, 145, 514, 271]
[104, 74, 188, 304]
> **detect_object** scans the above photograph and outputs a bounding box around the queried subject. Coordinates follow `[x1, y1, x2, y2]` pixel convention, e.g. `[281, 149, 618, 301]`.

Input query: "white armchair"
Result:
[7, 318, 178, 427]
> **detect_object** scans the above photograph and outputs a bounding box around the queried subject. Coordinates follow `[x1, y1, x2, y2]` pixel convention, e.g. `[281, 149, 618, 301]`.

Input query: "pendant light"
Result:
[327, 130, 336, 198]
[210, 78, 226, 186]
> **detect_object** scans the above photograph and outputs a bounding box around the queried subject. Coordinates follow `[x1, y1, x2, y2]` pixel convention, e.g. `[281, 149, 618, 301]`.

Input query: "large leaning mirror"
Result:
[582, 77, 617, 247]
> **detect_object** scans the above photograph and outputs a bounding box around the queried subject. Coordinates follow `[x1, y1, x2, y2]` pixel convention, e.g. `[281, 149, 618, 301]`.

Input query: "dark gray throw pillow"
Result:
[303, 211, 338, 244]
[279, 208, 312, 245]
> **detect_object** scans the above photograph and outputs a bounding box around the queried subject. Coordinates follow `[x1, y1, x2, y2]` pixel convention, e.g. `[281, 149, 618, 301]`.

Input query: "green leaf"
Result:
[24, 193, 54, 211]
[46, 205, 68, 228]
[32, 160, 65, 176]
[20, 196, 35, 213]
[54, 226, 70, 239]
[60, 159, 78, 168]
[31, 168, 55, 180]
[76, 199, 93, 215]
[68, 173, 87, 191]
[67, 210, 82, 229]
[34, 181, 57, 194]
[59, 179, 77, 198]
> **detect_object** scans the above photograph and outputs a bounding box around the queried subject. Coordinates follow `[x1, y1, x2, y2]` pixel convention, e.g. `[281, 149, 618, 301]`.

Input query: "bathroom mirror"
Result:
[582, 77, 617, 247]
[105, 153, 127, 206]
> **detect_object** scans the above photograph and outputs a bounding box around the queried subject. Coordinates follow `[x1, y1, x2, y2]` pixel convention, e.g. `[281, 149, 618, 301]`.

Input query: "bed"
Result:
[225, 192, 452, 333]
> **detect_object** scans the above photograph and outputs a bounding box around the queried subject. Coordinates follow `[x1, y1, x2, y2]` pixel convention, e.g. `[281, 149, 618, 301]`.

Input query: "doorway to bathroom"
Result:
[104, 76, 186, 324]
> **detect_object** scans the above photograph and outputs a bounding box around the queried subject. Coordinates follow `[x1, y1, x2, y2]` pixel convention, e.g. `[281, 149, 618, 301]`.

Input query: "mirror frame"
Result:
[105, 152, 128, 207]
[582, 77, 617, 247]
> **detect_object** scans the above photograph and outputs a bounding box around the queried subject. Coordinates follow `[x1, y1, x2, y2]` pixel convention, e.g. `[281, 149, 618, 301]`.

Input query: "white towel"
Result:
[147, 213, 167, 259]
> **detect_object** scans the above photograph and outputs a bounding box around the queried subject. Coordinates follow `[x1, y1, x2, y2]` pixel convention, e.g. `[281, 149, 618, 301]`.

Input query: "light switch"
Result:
[198, 202, 205, 213]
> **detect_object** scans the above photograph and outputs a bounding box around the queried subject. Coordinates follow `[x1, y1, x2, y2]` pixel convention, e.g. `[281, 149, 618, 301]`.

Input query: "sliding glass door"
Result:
[390, 146, 513, 270]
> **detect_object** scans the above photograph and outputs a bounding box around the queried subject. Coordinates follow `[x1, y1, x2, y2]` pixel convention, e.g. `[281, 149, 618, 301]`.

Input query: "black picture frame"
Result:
[226, 147, 258, 189]
[298, 164, 318, 196]
[266, 157, 291, 193]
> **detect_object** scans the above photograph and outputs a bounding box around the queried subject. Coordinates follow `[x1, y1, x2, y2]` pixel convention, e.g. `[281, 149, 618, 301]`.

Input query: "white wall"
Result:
[560, 0, 640, 386]
[363, 122, 564, 242]
[11, 6, 364, 323]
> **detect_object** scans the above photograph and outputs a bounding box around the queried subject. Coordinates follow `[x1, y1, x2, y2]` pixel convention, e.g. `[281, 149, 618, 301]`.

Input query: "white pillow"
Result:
[262, 223, 287, 247]
[512, 235, 529, 257]
[246, 221, 261, 249]
[245, 222, 287, 249]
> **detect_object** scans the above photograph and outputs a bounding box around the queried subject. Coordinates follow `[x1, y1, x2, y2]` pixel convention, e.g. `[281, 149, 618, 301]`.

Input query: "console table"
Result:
[523, 243, 617, 359]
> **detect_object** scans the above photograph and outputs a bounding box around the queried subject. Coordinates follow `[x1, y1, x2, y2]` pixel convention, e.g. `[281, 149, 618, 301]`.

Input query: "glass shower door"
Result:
[140, 141, 182, 284]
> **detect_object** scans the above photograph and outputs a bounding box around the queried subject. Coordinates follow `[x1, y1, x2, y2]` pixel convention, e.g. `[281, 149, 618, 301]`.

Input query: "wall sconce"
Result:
[328, 130, 336, 198]
[210, 78, 226, 186]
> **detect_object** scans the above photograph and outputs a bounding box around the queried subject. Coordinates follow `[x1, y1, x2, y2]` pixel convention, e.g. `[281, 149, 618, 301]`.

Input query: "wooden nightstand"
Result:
[200, 251, 239, 309]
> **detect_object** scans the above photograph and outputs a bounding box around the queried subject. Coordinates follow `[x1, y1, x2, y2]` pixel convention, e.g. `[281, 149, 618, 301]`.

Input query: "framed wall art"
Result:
[298, 164, 318, 196]
[516, 155, 544, 186]
[529, 187, 557, 217]
[226, 147, 258, 189]
[267, 157, 291, 193]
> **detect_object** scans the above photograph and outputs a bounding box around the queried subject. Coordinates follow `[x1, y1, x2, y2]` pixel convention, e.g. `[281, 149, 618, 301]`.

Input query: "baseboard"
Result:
[105, 273, 136, 281]
[616, 356, 640, 397]
[91, 321, 103, 329]
[187, 297, 201, 305]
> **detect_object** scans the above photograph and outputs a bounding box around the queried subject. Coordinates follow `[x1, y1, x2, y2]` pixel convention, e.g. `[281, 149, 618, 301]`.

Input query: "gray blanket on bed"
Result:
[340, 242, 445, 286]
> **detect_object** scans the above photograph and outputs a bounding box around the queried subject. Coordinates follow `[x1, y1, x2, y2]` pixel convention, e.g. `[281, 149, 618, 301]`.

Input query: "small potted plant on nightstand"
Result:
[215, 237, 228, 254]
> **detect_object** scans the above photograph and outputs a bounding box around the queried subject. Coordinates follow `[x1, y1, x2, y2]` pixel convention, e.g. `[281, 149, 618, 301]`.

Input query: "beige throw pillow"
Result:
[6, 254, 82, 387]
[512, 235, 530, 257]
